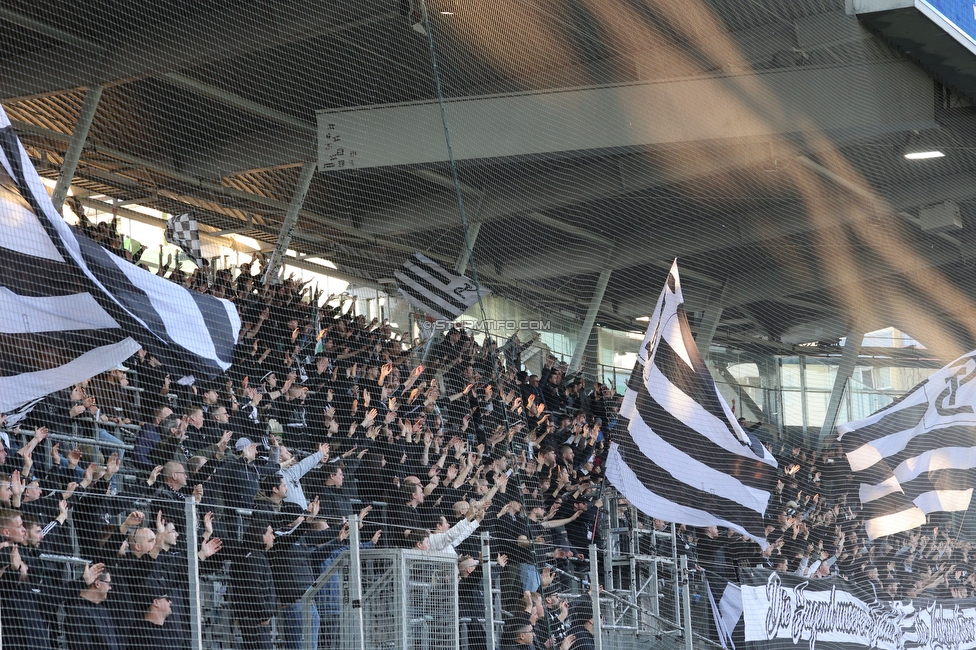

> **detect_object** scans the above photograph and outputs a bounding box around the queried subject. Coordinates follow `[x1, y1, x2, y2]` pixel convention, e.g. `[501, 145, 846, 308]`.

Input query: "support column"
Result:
[454, 221, 481, 274]
[481, 533, 495, 650]
[818, 329, 864, 448]
[714, 362, 764, 421]
[695, 282, 729, 359]
[347, 514, 364, 650]
[589, 544, 604, 650]
[800, 356, 809, 447]
[263, 161, 316, 284]
[52, 84, 103, 212]
[568, 269, 612, 374]
[185, 498, 203, 650]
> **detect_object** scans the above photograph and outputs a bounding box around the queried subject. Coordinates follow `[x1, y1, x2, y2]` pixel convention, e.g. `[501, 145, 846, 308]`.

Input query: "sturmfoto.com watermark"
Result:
[419, 318, 552, 335]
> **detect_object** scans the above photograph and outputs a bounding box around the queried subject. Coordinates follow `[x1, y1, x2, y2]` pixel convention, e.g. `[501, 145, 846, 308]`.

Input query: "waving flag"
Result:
[0, 104, 239, 411]
[395, 252, 487, 322]
[165, 212, 204, 266]
[840, 350, 976, 539]
[605, 261, 778, 547]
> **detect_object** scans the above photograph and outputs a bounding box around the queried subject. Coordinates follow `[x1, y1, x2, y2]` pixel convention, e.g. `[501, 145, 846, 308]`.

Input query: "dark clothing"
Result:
[238, 619, 274, 650]
[151, 484, 188, 538]
[229, 545, 277, 622]
[132, 423, 162, 471]
[150, 434, 191, 468]
[64, 598, 123, 650]
[125, 618, 186, 650]
[212, 453, 279, 508]
[0, 575, 52, 650]
[567, 627, 596, 650]
[315, 483, 355, 525]
[269, 529, 332, 605]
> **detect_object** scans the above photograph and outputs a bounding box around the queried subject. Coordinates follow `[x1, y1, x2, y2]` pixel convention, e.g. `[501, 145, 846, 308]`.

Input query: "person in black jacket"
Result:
[64, 570, 122, 650]
[211, 438, 280, 508]
[125, 579, 185, 650]
[229, 522, 278, 650]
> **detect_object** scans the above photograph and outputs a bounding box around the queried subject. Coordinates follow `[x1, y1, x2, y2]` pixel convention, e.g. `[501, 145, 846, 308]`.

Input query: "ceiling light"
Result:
[636, 316, 650, 322]
[440, 10, 454, 14]
[902, 129, 945, 160]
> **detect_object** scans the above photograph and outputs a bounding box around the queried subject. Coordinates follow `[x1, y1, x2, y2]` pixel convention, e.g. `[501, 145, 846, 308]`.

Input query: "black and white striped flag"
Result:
[394, 252, 487, 322]
[839, 350, 976, 539]
[0, 104, 239, 412]
[605, 261, 778, 547]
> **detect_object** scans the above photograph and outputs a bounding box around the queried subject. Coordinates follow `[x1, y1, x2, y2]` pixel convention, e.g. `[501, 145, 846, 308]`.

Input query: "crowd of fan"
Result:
[2, 229, 971, 650]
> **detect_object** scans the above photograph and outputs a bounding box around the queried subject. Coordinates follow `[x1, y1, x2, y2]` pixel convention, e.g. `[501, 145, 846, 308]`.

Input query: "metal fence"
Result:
[299, 517, 458, 650]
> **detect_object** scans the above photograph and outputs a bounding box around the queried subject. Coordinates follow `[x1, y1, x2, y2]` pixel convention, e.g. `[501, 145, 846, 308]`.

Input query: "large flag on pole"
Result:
[0, 104, 240, 412]
[605, 261, 778, 547]
[395, 252, 487, 322]
[839, 350, 976, 539]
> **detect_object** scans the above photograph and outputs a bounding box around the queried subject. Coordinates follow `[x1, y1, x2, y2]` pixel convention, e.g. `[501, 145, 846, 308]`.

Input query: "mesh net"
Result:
[4, 0, 976, 649]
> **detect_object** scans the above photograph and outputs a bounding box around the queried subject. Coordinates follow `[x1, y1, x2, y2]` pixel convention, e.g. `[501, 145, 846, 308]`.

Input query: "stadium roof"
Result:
[3, 0, 976, 359]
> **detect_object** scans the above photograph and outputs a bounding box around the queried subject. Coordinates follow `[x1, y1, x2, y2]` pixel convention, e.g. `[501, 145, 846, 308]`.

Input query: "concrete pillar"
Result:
[262, 161, 316, 284]
[52, 84, 103, 211]
[695, 282, 729, 359]
[454, 221, 481, 274]
[568, 269, 612, 374]
[818, 329, 864, 448]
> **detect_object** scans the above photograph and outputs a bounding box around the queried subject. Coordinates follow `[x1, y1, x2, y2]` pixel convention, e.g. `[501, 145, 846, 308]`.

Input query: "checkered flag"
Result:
[165, 212, 203, 266]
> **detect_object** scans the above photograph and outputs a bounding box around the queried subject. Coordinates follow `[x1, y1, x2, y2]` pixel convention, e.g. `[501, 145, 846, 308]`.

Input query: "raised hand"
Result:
[67, 448, 83, 469]
[362, 408, 378, 428]
[203, 511, 215, 537]
[62, 481, 79, 500]
[83, 561, 106, 585]
[10, 470, 24, 499]
[198, 537, 223, 560]
[105, 453, 121, 476]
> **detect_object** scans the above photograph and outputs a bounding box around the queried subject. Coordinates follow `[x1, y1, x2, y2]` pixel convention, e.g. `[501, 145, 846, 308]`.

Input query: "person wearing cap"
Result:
[210, 436, 280, 508]
[199, 382, 221, 413]
[124, 580, 182, 650]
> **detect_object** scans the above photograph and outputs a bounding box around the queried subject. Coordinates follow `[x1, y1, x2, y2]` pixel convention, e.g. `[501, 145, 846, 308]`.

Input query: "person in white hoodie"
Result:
[428, 504, 487, 555]
[277, 441, 330, 510]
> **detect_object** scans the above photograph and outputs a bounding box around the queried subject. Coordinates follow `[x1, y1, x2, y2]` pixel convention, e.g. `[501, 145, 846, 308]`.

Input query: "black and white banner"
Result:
[740, 568, 976, 650]
[605, 260, 778, 547]
[395, 252, 487, 322]
[839, 350, 976, 540]
[0, 104, 239, 411]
